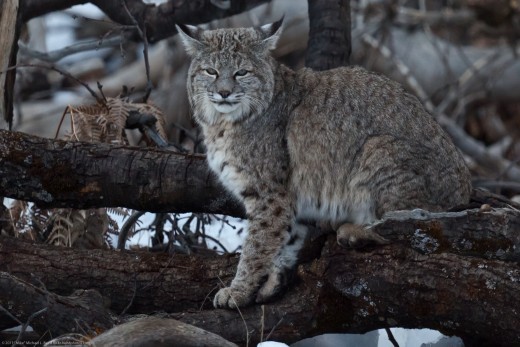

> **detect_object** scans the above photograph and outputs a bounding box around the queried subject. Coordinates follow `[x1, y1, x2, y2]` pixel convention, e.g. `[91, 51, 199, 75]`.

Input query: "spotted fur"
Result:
[177, 21, 471, 309]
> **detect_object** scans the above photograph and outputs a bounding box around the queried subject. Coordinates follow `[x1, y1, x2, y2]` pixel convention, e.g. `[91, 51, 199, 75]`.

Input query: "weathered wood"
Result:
[0, 130, 244, 216]
[0, 207, 518, 346]
[0, 0, 20, 127]
[374, 207, 520, 261]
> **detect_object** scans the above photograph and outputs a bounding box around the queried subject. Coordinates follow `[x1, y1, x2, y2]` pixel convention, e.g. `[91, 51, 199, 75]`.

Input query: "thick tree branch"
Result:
[373, 207, 520, 261]
[0, 207, 519, 346]
[0, 130, 244, 216]
[20, 0, 270, 43]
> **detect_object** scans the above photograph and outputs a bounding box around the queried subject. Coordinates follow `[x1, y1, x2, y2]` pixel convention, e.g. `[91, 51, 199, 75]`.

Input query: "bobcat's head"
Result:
[177, 20, 282, 125]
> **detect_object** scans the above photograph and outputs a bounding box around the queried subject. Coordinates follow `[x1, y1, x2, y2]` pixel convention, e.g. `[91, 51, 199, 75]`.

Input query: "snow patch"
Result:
[258, 342, 289, 347]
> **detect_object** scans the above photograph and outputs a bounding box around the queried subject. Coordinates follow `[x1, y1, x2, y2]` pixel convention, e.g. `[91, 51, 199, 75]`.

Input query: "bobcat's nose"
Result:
[219, 90, 231, 99]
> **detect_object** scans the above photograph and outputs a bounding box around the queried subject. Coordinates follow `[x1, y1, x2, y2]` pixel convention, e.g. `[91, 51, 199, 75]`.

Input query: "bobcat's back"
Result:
[287, 66, 471, 223]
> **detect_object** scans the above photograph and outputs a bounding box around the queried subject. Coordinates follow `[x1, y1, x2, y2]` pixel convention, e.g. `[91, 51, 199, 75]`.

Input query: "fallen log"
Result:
[0, 207, 518, 347]
[0, 129, 244, 216]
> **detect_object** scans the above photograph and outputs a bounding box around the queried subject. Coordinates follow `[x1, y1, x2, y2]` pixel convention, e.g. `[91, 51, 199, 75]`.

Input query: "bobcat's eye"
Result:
[234, 69, 249, 77]
[204, 68, 218, 76]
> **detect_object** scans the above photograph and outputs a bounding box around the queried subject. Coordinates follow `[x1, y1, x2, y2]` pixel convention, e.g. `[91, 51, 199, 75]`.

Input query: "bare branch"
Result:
[121, 0, 153, 102]
[18, 36, 123, 63]
[5, 63, 103, 103]
[395, 7, 475, 27]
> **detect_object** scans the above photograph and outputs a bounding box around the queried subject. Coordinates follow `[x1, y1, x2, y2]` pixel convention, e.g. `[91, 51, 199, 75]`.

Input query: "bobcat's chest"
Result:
[204, 127, 247, 199]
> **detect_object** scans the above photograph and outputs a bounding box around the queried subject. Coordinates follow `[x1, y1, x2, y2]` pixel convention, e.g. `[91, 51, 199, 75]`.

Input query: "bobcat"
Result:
[177, 20, 471, 309]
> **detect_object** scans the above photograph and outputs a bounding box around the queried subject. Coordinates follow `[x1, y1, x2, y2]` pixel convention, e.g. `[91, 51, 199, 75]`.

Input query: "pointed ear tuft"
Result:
[176, 23, 205, 56]
[259, 16, 284, 50]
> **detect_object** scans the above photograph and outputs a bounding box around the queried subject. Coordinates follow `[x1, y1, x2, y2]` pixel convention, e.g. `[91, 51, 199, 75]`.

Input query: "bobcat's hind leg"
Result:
[255, 222, 308, 303]
[336, 223, 389, 249]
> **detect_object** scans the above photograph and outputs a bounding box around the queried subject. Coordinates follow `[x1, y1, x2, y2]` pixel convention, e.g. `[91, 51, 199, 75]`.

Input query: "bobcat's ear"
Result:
[176, 23, 205, 56]
[258, 16, 284, 50]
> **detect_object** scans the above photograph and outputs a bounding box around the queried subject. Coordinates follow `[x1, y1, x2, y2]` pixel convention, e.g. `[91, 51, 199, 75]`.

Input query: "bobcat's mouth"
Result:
[216, 101, 239, 106]
[211, 100, 242, 114]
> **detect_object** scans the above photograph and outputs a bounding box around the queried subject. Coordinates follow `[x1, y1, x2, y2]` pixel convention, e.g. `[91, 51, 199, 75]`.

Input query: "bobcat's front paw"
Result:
[213, 286, 254, 309]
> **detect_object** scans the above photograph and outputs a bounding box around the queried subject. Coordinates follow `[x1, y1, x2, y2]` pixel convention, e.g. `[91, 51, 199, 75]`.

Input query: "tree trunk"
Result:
[0, 0, 21, 128]
[0, 130, 244, 217]
[305, 0, 351, 70]
[1, 207, 519, 347]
